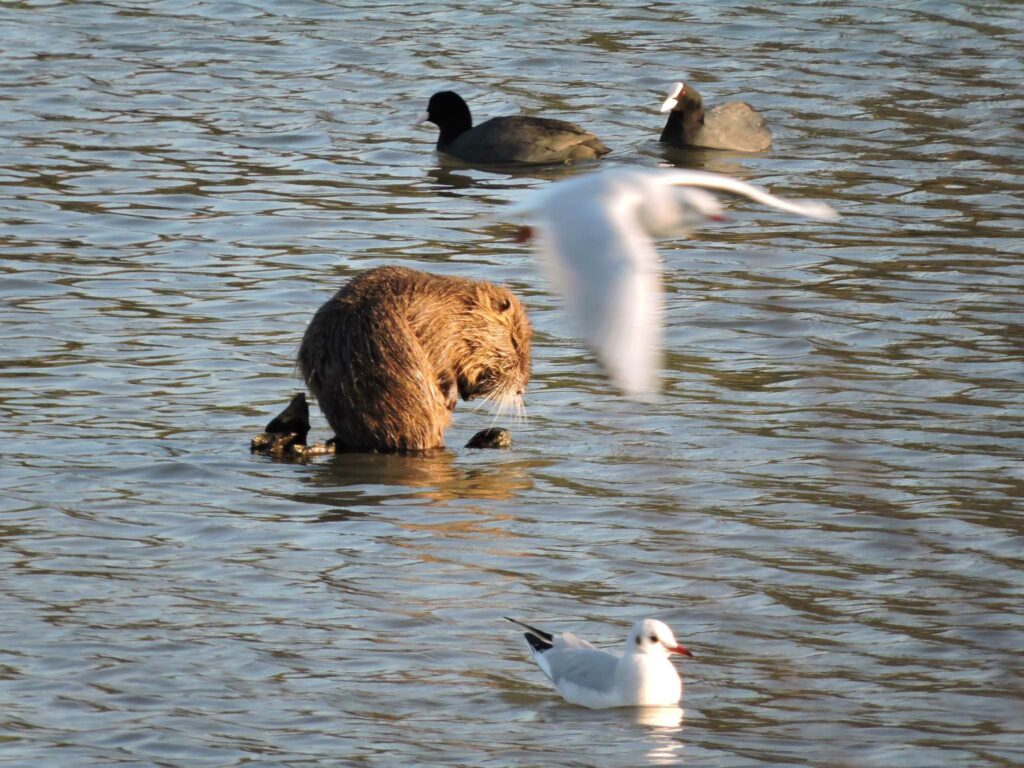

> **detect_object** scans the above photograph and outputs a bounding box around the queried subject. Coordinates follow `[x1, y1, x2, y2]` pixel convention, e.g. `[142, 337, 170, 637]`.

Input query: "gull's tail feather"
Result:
[505, 617, 554, 651]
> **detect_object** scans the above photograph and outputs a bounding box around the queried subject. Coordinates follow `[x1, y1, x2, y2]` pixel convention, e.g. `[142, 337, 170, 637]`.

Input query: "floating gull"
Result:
[507, 617, 694, 709]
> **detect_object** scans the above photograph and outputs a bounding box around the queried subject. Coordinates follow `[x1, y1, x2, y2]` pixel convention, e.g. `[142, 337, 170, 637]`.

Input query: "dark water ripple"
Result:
[1, 1, 1022, 766]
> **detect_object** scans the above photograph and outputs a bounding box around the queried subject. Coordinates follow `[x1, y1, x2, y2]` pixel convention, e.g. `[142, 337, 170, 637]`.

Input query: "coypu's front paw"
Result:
[466, 428, 512, 449]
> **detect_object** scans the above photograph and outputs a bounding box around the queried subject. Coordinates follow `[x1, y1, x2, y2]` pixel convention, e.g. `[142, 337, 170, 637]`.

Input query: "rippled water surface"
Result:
[3, 1, 1023, 766]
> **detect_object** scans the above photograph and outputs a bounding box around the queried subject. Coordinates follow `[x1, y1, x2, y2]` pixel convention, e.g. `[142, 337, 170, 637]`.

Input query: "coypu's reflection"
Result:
[281, 449, 541, 520]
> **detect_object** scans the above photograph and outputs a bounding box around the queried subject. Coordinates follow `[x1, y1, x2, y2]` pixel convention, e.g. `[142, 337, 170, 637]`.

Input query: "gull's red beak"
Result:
[670, 644, 695, 658]
[514, 225, 534, 243]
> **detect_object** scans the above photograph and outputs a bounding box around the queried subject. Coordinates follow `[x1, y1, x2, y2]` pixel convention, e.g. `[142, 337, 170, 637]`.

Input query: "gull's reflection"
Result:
[635, 706, 685, 765]
[635, 705, 684, 728]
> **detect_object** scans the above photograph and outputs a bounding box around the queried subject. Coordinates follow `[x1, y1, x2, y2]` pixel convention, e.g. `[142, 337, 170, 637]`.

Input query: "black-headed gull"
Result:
[499, 166, 838, 398]
[507, 617, 694, 709]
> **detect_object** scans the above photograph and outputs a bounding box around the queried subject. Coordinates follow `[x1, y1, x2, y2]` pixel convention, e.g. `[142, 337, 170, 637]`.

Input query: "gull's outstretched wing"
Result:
[649, 168, 838, 220]
[528, 174, 663, 398]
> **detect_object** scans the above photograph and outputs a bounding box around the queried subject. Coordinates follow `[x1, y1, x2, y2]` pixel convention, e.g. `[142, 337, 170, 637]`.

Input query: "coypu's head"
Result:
[455, 282, 531, 414]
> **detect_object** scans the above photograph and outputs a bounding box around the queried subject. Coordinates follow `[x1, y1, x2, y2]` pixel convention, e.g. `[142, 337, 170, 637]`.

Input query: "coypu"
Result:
[659, 81, 772, 153]
[297, 266, 531, 452]
[418, 90, 609, 166]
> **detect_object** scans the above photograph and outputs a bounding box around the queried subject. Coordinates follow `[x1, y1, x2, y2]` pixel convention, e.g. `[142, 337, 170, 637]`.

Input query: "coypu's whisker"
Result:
[515, 395, 528, 427]
[490, 390, 513, 427]
[488, 406, 503, 430]
[503, 391, 522, 424]
[472, 389, 498, 415]
[476, 389, 509, 433]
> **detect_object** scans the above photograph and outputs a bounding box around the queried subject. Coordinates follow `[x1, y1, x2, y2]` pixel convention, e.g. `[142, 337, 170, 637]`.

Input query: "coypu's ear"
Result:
[492, 295, 512, 313]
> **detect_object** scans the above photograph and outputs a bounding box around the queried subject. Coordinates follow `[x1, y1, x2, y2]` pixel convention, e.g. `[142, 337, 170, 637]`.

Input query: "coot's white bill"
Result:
[507, 617, 693, 709]
[660, 81, 685, 112]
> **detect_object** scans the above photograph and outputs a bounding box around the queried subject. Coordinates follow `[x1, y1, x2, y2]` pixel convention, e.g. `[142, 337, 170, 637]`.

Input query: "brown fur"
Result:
[297, 266, 531, 452]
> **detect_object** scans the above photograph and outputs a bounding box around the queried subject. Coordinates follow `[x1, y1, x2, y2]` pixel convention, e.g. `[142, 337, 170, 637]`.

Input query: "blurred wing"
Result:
[650, 168, 839, 220]
[532, 194, 663, 398]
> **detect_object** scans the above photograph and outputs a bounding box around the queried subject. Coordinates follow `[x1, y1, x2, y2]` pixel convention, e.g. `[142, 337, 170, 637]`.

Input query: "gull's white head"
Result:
[634, 174, 726, 238]
[677, 188, 724, 220]
[660, 81, 686, 113]
[669, 187, 726, 231]
[627, 619, 693, 658]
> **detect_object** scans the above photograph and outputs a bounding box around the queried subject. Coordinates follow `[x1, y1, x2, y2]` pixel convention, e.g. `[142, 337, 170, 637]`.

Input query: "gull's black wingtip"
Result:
[523, 632, 553, 654]
[505, 617, 555, 651]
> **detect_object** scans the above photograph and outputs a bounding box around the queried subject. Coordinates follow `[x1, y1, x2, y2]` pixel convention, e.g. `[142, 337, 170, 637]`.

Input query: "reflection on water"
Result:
[2, 0, 1022, 766]
[635, 706, 684, 730]
[301, 450, 539, 511]
[638, 707, 686, 766]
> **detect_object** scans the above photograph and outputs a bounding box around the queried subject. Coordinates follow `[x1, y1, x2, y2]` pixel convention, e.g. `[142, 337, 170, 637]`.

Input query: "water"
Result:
[2, 1, 1022, 766]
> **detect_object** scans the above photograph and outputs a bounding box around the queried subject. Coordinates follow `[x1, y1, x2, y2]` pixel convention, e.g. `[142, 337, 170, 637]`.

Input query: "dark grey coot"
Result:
[418, 90, 610, 166]
[658, 81, 772, 153]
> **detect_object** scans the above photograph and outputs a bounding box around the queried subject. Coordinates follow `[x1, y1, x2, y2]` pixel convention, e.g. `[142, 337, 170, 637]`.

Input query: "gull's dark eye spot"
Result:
[649, 634, 658, 643]
[635, 636, 641, 645]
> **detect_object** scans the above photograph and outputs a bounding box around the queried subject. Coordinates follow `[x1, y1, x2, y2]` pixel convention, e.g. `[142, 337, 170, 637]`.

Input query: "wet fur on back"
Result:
[297, 266, 531, 452]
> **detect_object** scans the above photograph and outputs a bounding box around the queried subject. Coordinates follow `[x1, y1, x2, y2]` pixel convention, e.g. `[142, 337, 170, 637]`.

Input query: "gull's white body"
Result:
[499, 166, 838, 397]
[508, 618, 689, 709]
